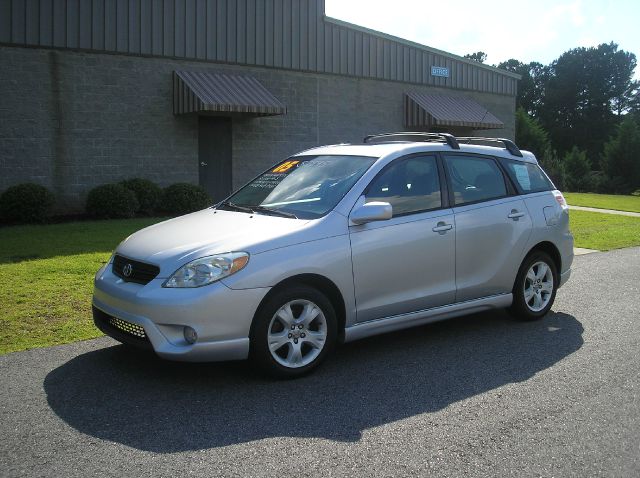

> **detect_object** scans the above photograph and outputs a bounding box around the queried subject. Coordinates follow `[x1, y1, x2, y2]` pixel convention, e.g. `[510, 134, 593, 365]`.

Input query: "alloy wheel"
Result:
[523, 261, 554, 312]
[267, 299, 328, 368]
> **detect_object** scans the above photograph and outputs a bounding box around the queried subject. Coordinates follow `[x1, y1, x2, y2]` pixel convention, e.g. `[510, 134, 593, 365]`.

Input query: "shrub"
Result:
[0, 183, 55, 224]
[562, 147, 592, 192]
[119, 178, 162, 216]
[515, 107, 551, 157]
[539, 147, 564, 190]
[86, 184, 139, 219]
[160, 183, 211, 216]
[601, 117, 640, 194]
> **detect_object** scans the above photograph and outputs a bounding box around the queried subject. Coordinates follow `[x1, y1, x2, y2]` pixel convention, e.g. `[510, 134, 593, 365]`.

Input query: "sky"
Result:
[325, 0, 640, 79]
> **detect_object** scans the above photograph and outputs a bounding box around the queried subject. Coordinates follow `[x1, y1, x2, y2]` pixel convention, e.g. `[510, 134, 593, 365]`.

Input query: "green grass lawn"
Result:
[564, 192, 640, 213]
[0, 218, 165, 355]
[1, 210, 639, 355]
[570, 210, 640, 251]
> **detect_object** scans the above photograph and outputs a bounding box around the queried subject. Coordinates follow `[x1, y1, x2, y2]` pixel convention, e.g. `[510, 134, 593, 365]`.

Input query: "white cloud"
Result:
[325, 0, 640, 76]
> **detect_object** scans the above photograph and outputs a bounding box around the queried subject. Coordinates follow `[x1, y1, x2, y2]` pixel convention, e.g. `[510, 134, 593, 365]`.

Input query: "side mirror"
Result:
[350, 202, 392, 225]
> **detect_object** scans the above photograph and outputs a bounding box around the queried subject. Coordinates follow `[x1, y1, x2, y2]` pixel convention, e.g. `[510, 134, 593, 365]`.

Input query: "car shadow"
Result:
[44, 309, 583, 453]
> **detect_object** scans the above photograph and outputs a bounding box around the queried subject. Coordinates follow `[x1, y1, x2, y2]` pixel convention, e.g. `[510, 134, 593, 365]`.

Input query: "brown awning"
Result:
[404, 92, 504, 129]
[173, 71, 287, 116]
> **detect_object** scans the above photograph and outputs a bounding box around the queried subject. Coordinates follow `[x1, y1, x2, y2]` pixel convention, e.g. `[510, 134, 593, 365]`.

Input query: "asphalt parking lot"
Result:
[1, 247, 639, 477]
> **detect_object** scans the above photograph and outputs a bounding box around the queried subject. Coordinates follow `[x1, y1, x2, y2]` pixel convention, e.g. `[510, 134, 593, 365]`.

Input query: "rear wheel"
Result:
[509, 251, 558, 321]
[250, 286, 337, 378]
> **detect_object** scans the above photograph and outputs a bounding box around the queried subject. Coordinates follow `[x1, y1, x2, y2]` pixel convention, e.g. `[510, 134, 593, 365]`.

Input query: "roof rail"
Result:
[363, 132, 460, 150]
[456, 137, 523, 157]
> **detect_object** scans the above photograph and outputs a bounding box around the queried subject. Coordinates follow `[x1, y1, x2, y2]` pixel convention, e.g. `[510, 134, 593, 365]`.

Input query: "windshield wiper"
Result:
[217, 201, 254, 214]
[251, 205, 298, 219]
[218, 201, 298, 219]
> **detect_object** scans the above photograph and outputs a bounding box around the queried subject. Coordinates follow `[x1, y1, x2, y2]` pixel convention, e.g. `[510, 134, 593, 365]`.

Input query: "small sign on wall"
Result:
[431, 66, 449, 78]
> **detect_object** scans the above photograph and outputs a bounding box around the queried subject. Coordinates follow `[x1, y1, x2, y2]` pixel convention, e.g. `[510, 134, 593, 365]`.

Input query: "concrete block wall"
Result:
[0, 45, 515, 213]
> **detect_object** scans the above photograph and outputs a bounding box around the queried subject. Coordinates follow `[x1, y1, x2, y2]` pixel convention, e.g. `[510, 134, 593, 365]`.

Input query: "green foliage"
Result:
[0, 183, 55, 224]
[86, 184, 139, 219]
[515, 107, 550, 156]
[539, 148, 564, 190]
[498, 60, 549, 116]
[502, 44, 638, 192]
[513, 108, 566, 188]
[601, 117, 640, 194]
[539, 43, 637, 165]
[160, 183, 211, 216]
[464, 51, 487, 63]
[562, 147, 592, 192]
[119, 178, 162, 216]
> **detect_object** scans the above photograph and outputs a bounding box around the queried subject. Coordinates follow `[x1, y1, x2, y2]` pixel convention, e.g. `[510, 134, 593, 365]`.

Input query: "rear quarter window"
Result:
[500, 159, 554, 194]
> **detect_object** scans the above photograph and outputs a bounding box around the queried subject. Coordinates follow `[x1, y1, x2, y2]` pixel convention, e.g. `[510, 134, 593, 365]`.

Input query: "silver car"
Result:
[93, 133, 573, 377]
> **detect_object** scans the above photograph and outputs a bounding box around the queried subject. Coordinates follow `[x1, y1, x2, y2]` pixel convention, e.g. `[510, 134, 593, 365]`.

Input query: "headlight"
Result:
[163, 252, 249, 288]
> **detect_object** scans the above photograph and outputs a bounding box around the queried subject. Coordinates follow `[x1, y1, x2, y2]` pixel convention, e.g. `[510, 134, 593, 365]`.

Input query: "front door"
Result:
[349, 154, 456, 323]
[198, 116, 232, 202]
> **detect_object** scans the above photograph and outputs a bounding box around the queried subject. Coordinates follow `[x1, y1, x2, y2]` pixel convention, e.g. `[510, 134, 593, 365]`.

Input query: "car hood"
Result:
[115, 208, 335, 277]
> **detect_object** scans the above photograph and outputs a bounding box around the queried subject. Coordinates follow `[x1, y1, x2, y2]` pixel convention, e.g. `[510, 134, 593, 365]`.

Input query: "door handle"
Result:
[508, 210, 525, 220]
[200, 162, 208, 166]
[432, 222, 453, 233]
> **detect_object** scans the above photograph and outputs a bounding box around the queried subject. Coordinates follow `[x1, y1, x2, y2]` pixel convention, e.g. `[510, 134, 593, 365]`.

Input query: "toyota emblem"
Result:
[122, 263, 133, 277]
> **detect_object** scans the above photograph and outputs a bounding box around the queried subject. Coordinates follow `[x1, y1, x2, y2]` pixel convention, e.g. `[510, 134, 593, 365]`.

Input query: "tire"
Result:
[250, 285, 337, 378]
[509, 251, 558, 321]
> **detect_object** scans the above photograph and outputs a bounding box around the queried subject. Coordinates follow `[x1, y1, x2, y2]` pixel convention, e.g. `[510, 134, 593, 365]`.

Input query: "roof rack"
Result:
[456, 137, 523, 157]
[363, 132, 524, 157]
[363, 132, 460, 150]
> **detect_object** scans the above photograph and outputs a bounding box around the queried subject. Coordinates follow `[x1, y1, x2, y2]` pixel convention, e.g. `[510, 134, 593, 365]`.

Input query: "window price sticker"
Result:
[272, 160, 300, 173]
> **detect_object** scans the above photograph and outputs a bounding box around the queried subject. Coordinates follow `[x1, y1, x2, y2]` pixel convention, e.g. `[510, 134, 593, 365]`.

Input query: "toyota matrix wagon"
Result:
[93, 132, 573, 377]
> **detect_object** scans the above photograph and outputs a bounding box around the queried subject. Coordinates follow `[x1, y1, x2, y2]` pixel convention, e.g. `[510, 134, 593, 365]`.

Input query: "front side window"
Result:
[365, 155, 442, 216]
[443, 155, 507, 206]
[223, 155, 376, 219]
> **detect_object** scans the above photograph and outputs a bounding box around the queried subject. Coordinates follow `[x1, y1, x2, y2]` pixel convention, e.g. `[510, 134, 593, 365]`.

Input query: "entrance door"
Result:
[198, 116, 232, 202]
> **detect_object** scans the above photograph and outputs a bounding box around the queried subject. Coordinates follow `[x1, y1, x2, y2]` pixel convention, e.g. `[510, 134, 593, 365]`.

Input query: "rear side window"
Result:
[443, 155, 507, 206]
[365, 155, 442, 216]
[500, 159, 554, 194]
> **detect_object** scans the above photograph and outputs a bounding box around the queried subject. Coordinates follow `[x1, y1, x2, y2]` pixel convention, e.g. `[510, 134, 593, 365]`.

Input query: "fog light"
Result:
[184, 326, 198, 344]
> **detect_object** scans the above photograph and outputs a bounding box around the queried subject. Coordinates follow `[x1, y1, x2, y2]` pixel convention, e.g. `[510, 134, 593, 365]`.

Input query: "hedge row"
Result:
[0, 180, 212, 224]
[0, 183, 55, 224]
[86, 180, 211, 218]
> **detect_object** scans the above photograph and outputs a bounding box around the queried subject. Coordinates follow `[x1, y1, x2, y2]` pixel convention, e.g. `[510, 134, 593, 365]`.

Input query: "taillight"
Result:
[553, 190, 568, 208]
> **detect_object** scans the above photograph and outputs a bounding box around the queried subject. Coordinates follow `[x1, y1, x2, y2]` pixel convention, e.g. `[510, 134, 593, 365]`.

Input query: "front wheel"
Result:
[250, 286, 337, 378]
[509, 251, 558, 321]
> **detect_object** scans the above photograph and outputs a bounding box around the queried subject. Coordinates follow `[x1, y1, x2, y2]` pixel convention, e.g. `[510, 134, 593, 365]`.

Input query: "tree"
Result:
[464, 51, 487, 63]
[514, 108, 565, 188]
[601, 117, 640, 193]
[562, 147, 592, 192]
[538, 43, 638, 167]
[626, 88, 640, 123]
[498, 60, 550, 117]
[515, 107, 550, 156]
[539, 148, 564, 190]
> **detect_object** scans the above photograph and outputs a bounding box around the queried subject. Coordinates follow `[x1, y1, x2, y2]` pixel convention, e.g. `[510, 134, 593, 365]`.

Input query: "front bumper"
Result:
[92, 262, 270, 362]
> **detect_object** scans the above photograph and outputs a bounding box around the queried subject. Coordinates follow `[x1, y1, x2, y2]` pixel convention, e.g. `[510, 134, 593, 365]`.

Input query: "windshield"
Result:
[221, 155, 376, 219]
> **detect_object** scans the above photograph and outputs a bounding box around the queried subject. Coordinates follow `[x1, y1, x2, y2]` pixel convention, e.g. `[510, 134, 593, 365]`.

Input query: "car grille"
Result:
[108, 316, 147, 339]
[92, 306, 152, 350]
[112, 254, 160, 285]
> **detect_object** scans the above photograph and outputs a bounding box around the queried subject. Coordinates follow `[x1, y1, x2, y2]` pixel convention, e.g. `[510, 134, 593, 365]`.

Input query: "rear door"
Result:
[349, 154, 456, 323]
[443, 153, 532, 302]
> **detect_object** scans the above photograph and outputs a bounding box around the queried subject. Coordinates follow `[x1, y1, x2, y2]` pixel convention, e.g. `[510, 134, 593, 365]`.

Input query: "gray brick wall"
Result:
[0, 46, 515, 213]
